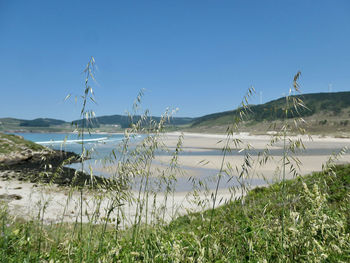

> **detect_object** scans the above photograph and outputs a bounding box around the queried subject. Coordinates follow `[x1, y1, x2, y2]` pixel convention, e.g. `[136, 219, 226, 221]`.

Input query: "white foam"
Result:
[36, 137, 109, 145]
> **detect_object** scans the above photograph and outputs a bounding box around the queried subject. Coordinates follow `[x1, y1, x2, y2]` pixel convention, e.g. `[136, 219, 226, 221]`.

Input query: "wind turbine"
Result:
[328, 83, 333, 93]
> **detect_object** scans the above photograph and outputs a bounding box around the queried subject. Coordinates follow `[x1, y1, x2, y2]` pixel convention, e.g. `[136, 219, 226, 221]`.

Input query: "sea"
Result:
[16, 132, 127, 159]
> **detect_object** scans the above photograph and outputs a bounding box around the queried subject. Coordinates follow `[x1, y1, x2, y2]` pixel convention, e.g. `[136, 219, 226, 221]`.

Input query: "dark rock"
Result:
[0, 194, 22, 201]
[0, 149, 104, 188]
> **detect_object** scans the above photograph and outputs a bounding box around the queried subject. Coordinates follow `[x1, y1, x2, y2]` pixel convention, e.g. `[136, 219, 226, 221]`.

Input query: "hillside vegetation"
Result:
[19, 118, 66, 127]
[0, 118, 71, 133]
[190, 91, 350, 134]
[72, 114, 193, 129]
[0, 132, 45, 155]
[0, 115, 193, 133]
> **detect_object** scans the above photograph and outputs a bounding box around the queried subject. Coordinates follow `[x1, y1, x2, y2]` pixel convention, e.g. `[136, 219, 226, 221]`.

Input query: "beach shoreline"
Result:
[1, 132, 350, 224]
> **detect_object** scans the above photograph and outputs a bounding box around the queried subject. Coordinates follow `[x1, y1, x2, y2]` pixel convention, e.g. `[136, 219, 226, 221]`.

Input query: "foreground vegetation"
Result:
[1, 164, 349, 262]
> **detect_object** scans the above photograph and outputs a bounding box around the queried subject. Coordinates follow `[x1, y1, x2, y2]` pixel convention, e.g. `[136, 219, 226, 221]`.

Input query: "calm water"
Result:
[16, 132, 125, 157]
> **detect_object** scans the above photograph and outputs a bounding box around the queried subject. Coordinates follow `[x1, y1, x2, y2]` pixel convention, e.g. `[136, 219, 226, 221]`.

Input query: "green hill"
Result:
[72, 114, 194, 129]
[0, 118, 24, 128]
[189, 91, 350, 134]
[0, 117, 70, 133]
[0, 114, 193, 133]
[19, 118, 67, 127]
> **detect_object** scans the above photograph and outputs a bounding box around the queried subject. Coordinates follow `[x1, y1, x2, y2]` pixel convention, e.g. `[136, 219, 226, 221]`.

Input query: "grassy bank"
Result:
[0, 164, 349, 262]
[0, 133, 45, 154]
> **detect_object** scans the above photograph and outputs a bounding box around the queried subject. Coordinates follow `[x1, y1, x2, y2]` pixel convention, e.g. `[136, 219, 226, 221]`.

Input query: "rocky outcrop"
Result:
[0, 149, 87, 185]
[0, 149, 52, 165]
[0, 133, 103, 187]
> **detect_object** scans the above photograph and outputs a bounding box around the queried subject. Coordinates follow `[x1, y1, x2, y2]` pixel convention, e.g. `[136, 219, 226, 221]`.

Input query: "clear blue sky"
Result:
[1, 0, 349, 121]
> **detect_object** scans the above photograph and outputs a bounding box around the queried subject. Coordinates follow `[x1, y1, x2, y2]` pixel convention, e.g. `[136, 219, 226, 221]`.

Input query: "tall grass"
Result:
[205, 86, 255, 258]
[0, 59, 349, 262]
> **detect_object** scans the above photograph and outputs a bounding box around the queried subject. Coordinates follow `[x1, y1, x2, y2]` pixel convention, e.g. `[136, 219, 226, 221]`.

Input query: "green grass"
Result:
[0, 132, 46, 154]
[165, 164, 350, 262]
[1, 164, 349, 262]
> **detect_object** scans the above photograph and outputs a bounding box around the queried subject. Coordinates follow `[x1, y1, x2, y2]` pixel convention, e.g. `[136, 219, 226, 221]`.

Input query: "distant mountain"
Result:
[72, 114, 194, 128]
[0, 117, 69, 132]
[191, 91, 350, 131]
[0, 118, 24, 127]
[19, 118, 67, 127]
[0, 114, 193, 132]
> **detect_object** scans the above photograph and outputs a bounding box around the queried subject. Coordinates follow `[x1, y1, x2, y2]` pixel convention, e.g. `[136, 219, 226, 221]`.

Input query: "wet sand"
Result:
[157, 132, 350, 181]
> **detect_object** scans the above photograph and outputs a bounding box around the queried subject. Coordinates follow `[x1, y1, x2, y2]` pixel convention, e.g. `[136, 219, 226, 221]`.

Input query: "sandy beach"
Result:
[0, 180, 236, 225]
[156, 132, 350, 180]
[1, 132, 349, 224]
